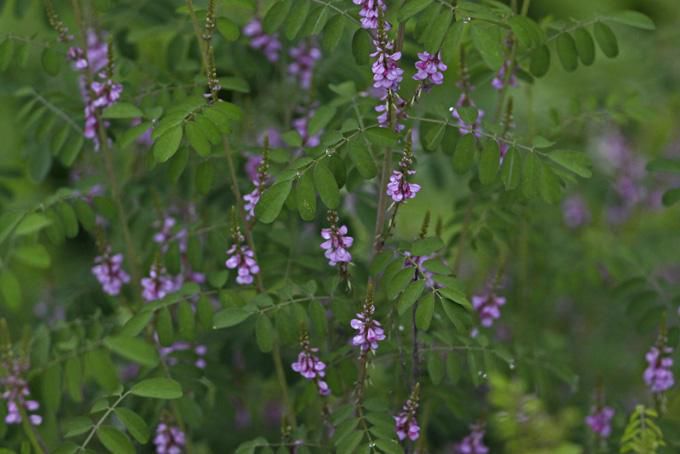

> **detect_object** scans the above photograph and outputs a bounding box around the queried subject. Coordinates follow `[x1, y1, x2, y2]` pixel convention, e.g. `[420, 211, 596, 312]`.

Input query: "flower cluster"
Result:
[387, 143, 420, 203]
[352, 0, 387, 30]
[291, 334, 330, 396]
[67, 30, 123, 150]
[225, 231, 260, 285]
[141, 264, 177, 302]
[243, 151, 269, 221]
[562, 195, 591, 229]
[643, 344, 674, 393]
[154, 423, 186, 454]
[153, 216, 188, 253]
[293, 109, 322, 148]
[243, 18, 281, 63]
[472, 293, 507, 328]
[585, 406, 615, 438]
[160, 342, 208, 370]
[491, 58, 518, 91]
[92, 249, 131, 296]
[413, 51, 447, 86]
[1, 357, 42, 426]
[288, 41, 322, 90]
[320, 211, 353, 267]
[375, 92, 407, 131]
[454, 424, 489, 454]
[394, 385, 420, 442]
[371, 40, 403, 91]
[403, 252, 434, 288]
[350, 296, 386, 353]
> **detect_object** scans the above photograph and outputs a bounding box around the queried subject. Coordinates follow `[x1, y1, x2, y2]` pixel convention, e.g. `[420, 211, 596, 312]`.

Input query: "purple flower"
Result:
[350, 303, 386, 352]
[159, 342, 208, 370]
[562, 195, 591, 229]
[92, 249, 131, 296]
[1, 358, 42, 426]
[413, 51, 447, 86]
[644, 345, 674, 393]
[586, 406, 614, 438]
[404, 252, 434, 288]
[371, 40, 403, 91]
[225, 239, 260, 285]
[352, 0, 387, 30]
[293, 111, 321, 148]
[141, 265, 176, 302]
[288, 41, 322, 90]
[386, 170, 420, 203]
[320, 225, 353, 266]
[375, 92, 407, 131]
[244, 154, 263, 182]
[394, 386, 420, 442]
[291, 335, 331, 396]
[154, 423, 186, 454]
[153, 216, 188, 252]
[491, 59, 517, 91]
[472, 293, 506, 328]
[243, 18, 281, 63]
[243, 154, 268, 221]
[454, 424, 488, 454]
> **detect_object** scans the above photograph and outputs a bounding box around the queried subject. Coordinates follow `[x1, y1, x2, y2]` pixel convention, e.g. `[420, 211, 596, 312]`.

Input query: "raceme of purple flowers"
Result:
[243, 18, 281, 63]
[371, 40, 403, 91]
[394, 389, 420, 442]
[352, 0, 387, 30]
[643, 344, 674, 393]
[225, 238, 260, 285]
[413, 51, 447, 86]
[472, 293, 506, 328]
[320, 225, 353, 266]
[288, 41, 321, 90]
[586, 406, 615, 438]
[491, 59, 517, 91]
[291, 338, 331, 396]
[160, 342, 208, 370]
[141, 264, 177, 302]
[154, 423, 186, 454]
[386, 170, 420, 203]
[454, 424, 489, 454]
[350, 303, 386, 352]
[375, 92, 407, 131]
[243, 156, 268, 221]
[1, 358, 42, 426]
[92, 249, 131, 296]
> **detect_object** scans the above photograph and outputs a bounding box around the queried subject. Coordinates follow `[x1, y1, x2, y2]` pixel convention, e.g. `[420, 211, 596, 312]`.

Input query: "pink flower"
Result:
[320, 225, 353, 266]
[291, 336, 331, 396]
[350, 303, 386, 352]
[371, 40, 403, 91]
[454, 424, 488, 454]
[1, 358, 42, 426]
[154, 423, 185, 453]
[288, 41, 322, 90]
[472, 294, 506, 328]
[413, 51, 447, 86]
[91, 249, 131, 296]
[386, 170, 420, 203]
[586, 406, 614, 438]
[225, 241, 260, 285]
[141, 265, 176, 301]
[394, 387, 420, 442]
[352, 0, 387, 30]
[243, 18, 281, 63]
[644, 345, 674, 393]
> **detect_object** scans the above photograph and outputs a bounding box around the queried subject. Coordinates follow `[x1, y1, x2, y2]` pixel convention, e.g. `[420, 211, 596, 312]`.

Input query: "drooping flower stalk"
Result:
[288, 40, 322, 90]
[350, 287, 386, 353]
[1, 355, 42, 426]
[394, 384, 420, 442]
[386, 134, 421, 203]
[491, 36, 518, 91]
[91, 247, 131, 296]
[243, 146, 269, 221]
[225, 222, 260, 286]
[243, 18, 282, 63]
[454, 423, 489, 454]
[291, 332, 331, 396]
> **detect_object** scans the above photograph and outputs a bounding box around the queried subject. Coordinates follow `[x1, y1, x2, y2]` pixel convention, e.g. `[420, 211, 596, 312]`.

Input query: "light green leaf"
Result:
[314, 163, 340, 209]
[348, 140, 377, 179]
[607, 10, 655, 30]
[295, 172, 317, 221]
[415, 292, 435, 330]
[114, 407, 150, 444]
[398, 280, 425, 315]
[309, 105, 336, 135]
[556, 32, 578, 72]
[410, 237, 444, 256]
[152, 125, 183, 162]
[217, 17, 240, 41]
[41, 47, 62, 76]
[478, 141, 499, 185]
[255, 180, 293, 223]
[285, 0, 310, 39]
[400, 0, 433, 20]
[15, 213, 52, 236]
[0, 269, 21, 310]
[185, 121, 212, 156]
[213, 307, 256, 329]
[13, 243, 50, 268]
[130, 377, 183, 399]
[573, 27, 595, 66]
[423, 8, 452, 51]
[103, 336, 159, 367]
[97, 426, 135, 454]
[452, 134, 476, 174]
[501, 147, 520, 190]
[255, 315, 274, 352]
[545, 150, 592, 178]
[593, 22, 618, 58]
[263, 0, 292, 33]
[521, 152, 540, 199]
[102, 102, 144, 119]
[387, 268, 414, 301]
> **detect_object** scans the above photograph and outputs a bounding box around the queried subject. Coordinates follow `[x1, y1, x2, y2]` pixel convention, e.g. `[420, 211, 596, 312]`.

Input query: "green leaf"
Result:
[521, 152, 540, 199]
[84, 349, 119, 392]
[314, 163, 340, 209]
[471, 23, 504, 69]
[13, 243, 50, 268]
[97, 426, 134, 454]
[295, 172, 317, 221]
[255, 315, 274, 352]
[256, 180, 293, 223]
[73, 199, 96, 232]
[15, 213, 52, 236]
[120, 311, 154, 337]
[366, 127, 398, 147]
[352, 29, 371, 65]
[647, 158, 680, 173]
[501, 147, 521, 190]
[415, 292, 435, 330]
[398, 280, 425, 315]
[285, 0, 310, 39]
[322, 14, 345, 52]
[0, 269, 21, 310]
[219, 76, 250, 93]
[0, 39, 14, 72]
[217, 17, 240, 41]
[41, 47, 62, 76]
[447, 354, 461, 384]
[114, 408, 150, 444]
[102, 102, 144, 119]
[185, 121, 212, 156]
[411, 237, 444, 256]
[65, 356, 83, 402]
[263, 0, 292, 33]
[387, 268, 414, 301]
[593, 22, 618, 58]
[103, 336, 159, 367]
[152, 125, 183, 163]
[373, 439, 403, 454]
[539, 164, 562, 204]
[555, 32, 578, 72]
[64, 417, 92, 438]
[662, 188, 680, 206]
[478, 141, 500, 185]
[156, 307, 175, 347]
[348, 140, 377, 179]
[213, 307, 255, 329]
[529, 45, 551, 77]
[572, 27, 595, 66]
[130, 377, 183, 399]
[400, 0, 432, 20]
[452, 134, 476, 174]
[607, 10, 655, 30]
[309, 105, 336, 135]
[59, 135, 84, 167]
[427, 351, 444, 384]
[545, 150, 592, 177]
[177, 301, 196, 341]
[57, 202, 79, 238]
[424, 8, 452, 51]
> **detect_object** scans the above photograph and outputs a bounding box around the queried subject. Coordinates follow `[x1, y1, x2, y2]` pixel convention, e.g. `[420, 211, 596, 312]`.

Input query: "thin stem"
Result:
[78, 391, 130, 452]
[272, 342, 297, 428]
[521, 0, 531, 16]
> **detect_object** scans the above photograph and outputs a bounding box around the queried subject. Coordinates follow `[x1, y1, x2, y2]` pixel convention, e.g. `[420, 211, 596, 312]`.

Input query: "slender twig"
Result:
[30, 89, 84, 134]
[78, 391, 130, 452]
[309, 0, 360, 25]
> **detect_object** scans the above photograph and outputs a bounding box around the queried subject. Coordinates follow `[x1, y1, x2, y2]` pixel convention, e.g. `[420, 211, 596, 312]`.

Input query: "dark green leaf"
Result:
[529, 45, 551, 77]
[185, 121, 212, 156]
[387, 268, 414, 301]
[152, 125, 183, 163]
[309, 105, 336, 135]
[398, 280, 425, 315]
[607, 10, 655, 30]
[102, 102, 144, 119]
[501, 147, 521, 190]
[452, 134, 476, 174]
[593, 22, 618, 58]
[424, 8, 452, 51]
[556, 32, 578, 72]
[411, 237, 444, 256]
[352, 29, 371, 65]
[295, 172, 317, 221]
[285, 0, 310, 39]
[322, 14, 345, 52]
[177, 301, 196, 341]
[427, 351, 444, 384]
[41, 47, 62, 76]
[662, 188, 680, 206]
[217, 17, 240, 41]
[263, 0, 292, 33]
[573, 27, 595, 65]
[314, 162, 340, 209]
[478, 141, 499, 185]
[521, 152, 540, 199]
[114, 408, 150, 444]
[256, 180, 293, 223]
[415, 292, 435, 330]
[0, 269, 21, 310]
[545, 150, 592, 177]
[213, 307, 255, 329]
[255, 315, 274, 352]
[348, 140, 377, 179]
